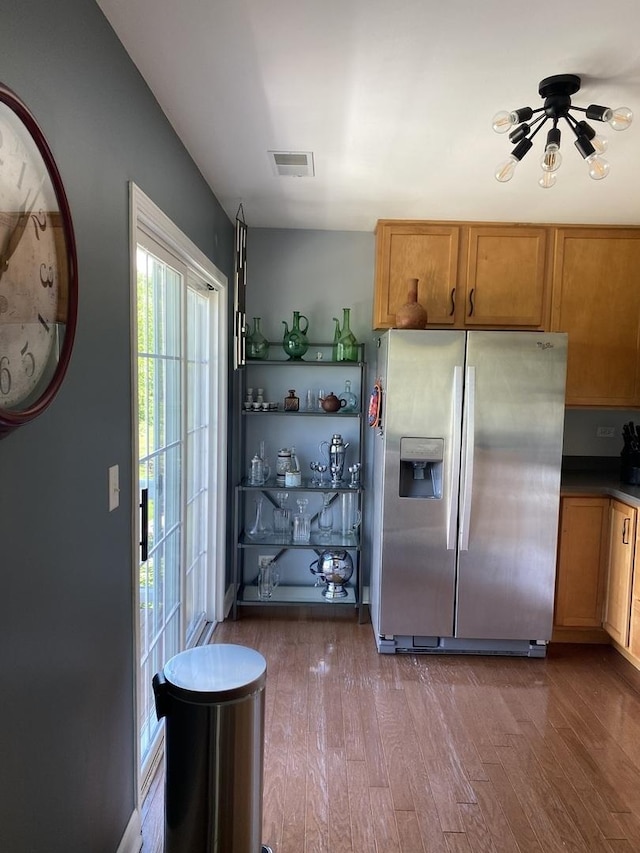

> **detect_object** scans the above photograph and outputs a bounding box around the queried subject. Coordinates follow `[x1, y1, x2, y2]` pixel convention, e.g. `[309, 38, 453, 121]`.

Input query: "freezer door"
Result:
[456, 331, 567, 641]
[377, 330, 465, 637]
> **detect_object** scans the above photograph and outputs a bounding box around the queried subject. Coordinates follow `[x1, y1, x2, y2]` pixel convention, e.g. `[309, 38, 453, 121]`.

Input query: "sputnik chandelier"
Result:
[492, 74, 632, 188]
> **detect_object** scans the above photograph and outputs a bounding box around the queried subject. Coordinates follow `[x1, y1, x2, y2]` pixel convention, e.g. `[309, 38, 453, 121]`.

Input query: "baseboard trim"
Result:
[116, 809, 142, 853]
[610, 639, 640, 674]
[551, 626, 610, 644]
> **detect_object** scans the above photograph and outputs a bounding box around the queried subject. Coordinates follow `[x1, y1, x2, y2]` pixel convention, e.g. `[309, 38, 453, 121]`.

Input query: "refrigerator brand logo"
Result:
[536, 341, 554, 350]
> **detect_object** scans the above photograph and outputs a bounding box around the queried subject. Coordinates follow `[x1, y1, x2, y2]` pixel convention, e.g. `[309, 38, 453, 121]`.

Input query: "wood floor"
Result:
[142, 607, 640, 852]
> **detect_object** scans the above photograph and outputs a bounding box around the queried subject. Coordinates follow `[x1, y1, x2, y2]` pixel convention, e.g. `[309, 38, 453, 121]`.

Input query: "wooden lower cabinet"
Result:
[628, 525, 640, 658]
[629, 598, 640, 659]
[604, 499, 636, 647]
[553, 496, 610, 642]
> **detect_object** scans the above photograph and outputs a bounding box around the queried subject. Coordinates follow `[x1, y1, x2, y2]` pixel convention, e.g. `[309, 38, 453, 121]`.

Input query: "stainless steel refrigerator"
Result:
[370, 330, 567, 656]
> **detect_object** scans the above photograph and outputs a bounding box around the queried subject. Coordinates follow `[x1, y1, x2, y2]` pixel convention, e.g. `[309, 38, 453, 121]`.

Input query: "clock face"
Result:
[0, 85, 77, 434]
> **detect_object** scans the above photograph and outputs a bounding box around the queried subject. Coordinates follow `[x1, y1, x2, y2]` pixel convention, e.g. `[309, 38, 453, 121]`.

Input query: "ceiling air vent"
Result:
[269, 150, 315, 177]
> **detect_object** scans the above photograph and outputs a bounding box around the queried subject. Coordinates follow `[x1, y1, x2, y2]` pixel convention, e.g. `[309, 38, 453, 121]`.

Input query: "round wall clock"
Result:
[0, 83, 78, 438]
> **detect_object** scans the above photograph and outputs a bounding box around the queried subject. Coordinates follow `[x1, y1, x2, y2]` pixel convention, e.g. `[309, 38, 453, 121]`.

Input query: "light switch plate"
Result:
[108, 465, 120, 511]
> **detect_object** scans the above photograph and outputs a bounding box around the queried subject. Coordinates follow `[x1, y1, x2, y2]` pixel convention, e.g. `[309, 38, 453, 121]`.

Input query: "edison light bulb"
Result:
[587, 154, 610, 180]
[492, 111, 516, 133]
[540, 144, 562, 173]
[608, 107, 633, 131]
[539, 170, 557, 189]
[592, 134, 608, 154]
[495, 155, 518, 182]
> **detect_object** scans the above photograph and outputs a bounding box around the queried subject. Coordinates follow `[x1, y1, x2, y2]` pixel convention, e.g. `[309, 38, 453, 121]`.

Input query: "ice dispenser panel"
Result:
[399, 437, 444, 499]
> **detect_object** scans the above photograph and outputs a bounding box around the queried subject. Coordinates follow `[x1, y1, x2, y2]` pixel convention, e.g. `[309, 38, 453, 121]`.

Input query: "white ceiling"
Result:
[96, 0, 640, 232]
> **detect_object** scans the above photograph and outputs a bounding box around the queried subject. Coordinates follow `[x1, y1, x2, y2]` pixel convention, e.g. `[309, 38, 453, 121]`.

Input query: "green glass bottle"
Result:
[336, 307, 358, 362]
[246, 317, 269, 360]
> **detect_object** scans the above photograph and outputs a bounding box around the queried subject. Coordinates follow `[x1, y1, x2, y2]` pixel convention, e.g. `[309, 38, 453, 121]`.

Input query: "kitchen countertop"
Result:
[561, 456, 640, 507]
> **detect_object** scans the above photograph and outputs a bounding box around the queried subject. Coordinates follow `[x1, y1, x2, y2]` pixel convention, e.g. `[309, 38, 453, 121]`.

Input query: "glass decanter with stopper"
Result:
[340, 379, 358, 412]
[292, 497, 311, 543]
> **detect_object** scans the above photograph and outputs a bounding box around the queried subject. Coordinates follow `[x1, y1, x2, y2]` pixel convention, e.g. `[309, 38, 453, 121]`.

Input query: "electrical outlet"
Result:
[258, 555, 275, 568]
[596, 426, 615, 438]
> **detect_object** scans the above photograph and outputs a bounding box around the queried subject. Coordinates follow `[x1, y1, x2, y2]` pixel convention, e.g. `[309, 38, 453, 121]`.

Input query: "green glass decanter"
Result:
[336, 307, 358, 362]
[246, 317, 269, 360]
[282, 310, 309, 360]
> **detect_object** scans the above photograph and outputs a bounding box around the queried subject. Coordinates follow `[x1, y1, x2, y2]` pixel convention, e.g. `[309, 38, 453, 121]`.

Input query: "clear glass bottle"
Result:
[258, 440, 270, 482]
[336, 307, 358, 362]
[247, 495, 270, 539]
[331, 316, 341, 361]
[318, 493, 333, 538]
[341, 379, 358, 412]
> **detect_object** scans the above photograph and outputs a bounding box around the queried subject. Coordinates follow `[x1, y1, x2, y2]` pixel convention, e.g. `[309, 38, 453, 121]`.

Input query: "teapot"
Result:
[319, 392, 346, 413]
[309, 549, 354, 599]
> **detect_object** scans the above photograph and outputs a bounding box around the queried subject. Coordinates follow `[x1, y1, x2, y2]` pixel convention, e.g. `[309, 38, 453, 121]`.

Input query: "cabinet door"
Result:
[373, 221, 460, 329]
[628, 523, 640, 660]
[554, 496, 609, 629]
[464, 226, 549, 327]
[604, 499, 636, 647]
[551, 228, 640, 407]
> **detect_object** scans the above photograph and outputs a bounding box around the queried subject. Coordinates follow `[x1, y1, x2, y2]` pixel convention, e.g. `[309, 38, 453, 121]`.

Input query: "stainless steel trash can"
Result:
[153, 643, 271, 853]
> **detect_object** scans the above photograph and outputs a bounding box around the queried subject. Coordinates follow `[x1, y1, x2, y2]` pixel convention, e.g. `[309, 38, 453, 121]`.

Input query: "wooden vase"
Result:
[395, 278, 428, 329]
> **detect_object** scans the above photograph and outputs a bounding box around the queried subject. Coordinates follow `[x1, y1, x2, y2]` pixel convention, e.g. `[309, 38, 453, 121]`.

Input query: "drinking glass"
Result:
[257, 562, 279, 600]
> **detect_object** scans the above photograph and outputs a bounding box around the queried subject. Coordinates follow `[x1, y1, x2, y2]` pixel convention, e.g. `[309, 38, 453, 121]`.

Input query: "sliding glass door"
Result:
[132, 185, 227, 791]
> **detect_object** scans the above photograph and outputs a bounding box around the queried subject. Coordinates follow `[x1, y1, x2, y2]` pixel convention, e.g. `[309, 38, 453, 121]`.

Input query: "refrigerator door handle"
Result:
[447, 365, 464, 550]
[459, 366, 475, 551]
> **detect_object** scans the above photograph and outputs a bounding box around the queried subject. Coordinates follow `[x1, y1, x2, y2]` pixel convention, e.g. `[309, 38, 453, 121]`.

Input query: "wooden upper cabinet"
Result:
[373, 221, 460, 329]
[464, 226, 549, 328]
[373, 221, 550, 331]
[551, 228, 640, 407]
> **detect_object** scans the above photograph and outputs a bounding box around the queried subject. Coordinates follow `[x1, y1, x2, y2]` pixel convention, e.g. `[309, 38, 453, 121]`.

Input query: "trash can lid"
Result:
[162, 643, 267, 703]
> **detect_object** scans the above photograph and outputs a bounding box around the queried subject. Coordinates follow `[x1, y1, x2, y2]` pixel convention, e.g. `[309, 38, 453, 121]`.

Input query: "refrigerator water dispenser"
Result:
[399, 437, 443, 499]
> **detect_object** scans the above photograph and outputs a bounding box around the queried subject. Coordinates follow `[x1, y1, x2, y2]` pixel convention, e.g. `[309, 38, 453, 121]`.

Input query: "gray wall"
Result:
[1, 2, 233, 851]
[563, 408, 635, 457]
[0, 4, 626, 849]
